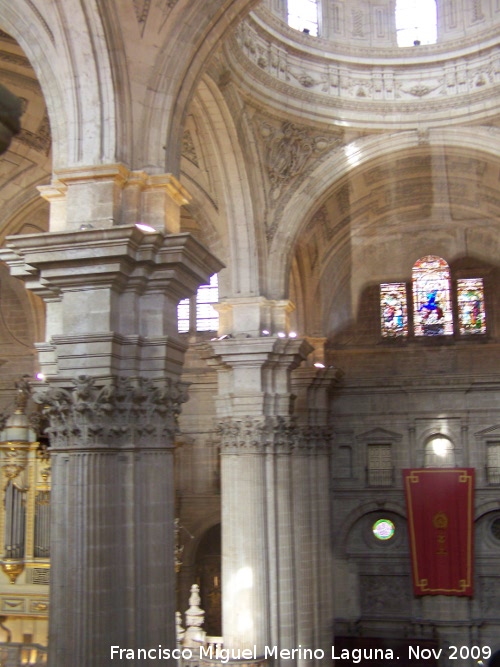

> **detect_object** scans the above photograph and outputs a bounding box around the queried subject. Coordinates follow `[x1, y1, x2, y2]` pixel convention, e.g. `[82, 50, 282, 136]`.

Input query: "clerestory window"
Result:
[177, 274, 219, 334]
[396, 0, 437, 47]
[287, 0, 319, 35]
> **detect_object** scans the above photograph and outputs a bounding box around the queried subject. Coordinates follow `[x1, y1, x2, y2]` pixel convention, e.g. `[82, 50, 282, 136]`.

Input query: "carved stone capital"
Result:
[293, 424, 332, 453]
[217, 417, 332, 455]
[216, 416, 294, 454]
[33, 375, 190, 451]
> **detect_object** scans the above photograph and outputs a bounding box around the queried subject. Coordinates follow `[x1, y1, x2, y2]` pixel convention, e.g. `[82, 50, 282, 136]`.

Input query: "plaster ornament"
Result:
[132, 0, 151, 33]
[182, 130, 199, 166]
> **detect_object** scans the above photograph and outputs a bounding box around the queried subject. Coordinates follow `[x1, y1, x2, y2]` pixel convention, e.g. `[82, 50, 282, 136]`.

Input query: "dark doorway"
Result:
[195, 523, 221, 636]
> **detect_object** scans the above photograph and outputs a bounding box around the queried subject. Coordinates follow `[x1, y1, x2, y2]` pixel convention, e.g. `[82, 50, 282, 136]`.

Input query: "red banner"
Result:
[403, 468, 474, 596]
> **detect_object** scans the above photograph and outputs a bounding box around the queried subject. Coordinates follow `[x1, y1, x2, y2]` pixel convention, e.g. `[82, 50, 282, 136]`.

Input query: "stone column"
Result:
[209, 327, 335, 666]
[1, 224, 223, 667]
[292, 367, 341, 658]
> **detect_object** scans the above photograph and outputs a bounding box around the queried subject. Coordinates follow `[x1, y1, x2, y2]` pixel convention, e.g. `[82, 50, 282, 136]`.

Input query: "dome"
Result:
[221, 0, 500, 129]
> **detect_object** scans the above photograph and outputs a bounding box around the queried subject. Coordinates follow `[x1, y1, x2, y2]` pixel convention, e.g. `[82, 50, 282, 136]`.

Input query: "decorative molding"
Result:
[356, 427, 403, 443]
[16, 111, 50, 155]
[229, 14, 500, 127]
[0, 593, 48, 615]
[0, 446, 29, 483]
[24, 0, 55, 45]
[34, 375, 190, 450]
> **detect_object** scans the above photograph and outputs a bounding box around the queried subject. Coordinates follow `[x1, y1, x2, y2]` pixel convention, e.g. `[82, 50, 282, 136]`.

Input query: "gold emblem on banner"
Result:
[433, 512, 448, 555]
[433, 512, 448, 529]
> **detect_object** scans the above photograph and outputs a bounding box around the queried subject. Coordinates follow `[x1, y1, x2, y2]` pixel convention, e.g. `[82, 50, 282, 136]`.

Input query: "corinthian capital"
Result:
[34, 375, 190, 451]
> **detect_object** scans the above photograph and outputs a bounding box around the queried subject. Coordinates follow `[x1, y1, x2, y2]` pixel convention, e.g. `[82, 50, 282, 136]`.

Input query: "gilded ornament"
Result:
[1, 559, 24, 584]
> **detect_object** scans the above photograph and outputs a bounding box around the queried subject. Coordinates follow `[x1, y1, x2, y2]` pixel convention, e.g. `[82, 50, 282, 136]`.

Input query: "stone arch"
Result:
[136, 0, 262, 173]
[182, 76, 260, 297]
[336, 500, 407, 558]
[0, 0, 117, 169]
[267, 126, 500, 308]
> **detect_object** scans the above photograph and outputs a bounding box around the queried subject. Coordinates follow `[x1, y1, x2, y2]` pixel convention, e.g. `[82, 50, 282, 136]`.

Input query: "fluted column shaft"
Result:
[48, 447, 176, 664]
[209, 337, 337, 666]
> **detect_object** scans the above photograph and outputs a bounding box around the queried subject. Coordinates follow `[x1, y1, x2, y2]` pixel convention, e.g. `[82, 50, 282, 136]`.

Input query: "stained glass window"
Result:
[380, 283, 408, 337]
[373, 519, 395, 541]
[457, 278, 486, 335]
[412, 256, 453, 337]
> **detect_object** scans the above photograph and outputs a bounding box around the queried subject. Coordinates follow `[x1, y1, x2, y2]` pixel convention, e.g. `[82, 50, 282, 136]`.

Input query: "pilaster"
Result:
[216, 297, 295, 339]
[38, 165, 190, 233]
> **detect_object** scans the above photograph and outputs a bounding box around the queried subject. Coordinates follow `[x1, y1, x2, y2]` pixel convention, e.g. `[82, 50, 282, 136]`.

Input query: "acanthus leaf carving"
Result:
[216, 417, 331, 454]
[33, 375, 190, 450]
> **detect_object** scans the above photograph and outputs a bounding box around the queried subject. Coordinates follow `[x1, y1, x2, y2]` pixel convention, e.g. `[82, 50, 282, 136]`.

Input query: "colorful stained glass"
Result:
[380, 283, 408, 337]
[373, 519, 395, 541]
[412, 256, 453, 336]
[457, 278, 486, 335]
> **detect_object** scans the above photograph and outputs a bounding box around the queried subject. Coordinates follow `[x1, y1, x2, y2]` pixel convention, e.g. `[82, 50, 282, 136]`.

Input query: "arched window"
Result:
[412, 256, 453, 337]
[380, 283, 408, 338]
[396, 0, 437, 47]
[287, 0, 319, 35]
[457, 278, 486, 335]
[424, 436, 455, 468]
